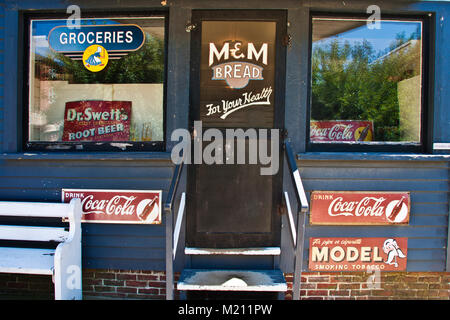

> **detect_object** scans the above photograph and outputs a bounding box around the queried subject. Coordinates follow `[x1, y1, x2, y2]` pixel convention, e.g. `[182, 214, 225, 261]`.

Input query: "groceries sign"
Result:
[48, 24, 145, 72]
[310, 191, 410, 225]
[62, 189, 161, 224]
[309, 237, 408, 271]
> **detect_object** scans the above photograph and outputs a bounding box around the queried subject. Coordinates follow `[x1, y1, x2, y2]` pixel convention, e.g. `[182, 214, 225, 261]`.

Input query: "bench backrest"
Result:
[0, 199, 82, 243]
[0, 201, 74, 218]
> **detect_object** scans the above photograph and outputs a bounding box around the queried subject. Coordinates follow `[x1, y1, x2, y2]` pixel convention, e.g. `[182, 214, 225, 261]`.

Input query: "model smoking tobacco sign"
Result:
[310, 191, 410, 225]
[62, 189, 161, 224]
[309, 238, 408, 271]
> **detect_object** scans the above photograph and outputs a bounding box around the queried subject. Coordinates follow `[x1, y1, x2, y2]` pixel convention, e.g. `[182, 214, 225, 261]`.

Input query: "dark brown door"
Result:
[187, 10, 286, 248]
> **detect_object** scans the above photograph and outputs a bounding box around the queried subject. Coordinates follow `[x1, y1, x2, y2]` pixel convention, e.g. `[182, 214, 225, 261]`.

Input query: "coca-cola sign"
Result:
[310, 120, 373, 142]
[310, 191, 410, 225]
[62, 189, 161, 224]
[309, 237, 408, 271]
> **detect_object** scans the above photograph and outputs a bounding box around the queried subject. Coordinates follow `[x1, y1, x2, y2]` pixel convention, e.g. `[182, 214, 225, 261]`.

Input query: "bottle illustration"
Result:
[387, 196, 407, 222]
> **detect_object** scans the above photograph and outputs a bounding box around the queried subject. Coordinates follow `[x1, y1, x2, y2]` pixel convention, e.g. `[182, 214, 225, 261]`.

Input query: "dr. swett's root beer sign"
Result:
[62, 189, 161, 224]
[62, 101, 131, 142]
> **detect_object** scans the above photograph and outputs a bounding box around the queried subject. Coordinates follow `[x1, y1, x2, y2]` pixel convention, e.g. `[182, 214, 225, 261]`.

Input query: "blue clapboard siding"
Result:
[0, 158, 174, 271]
[297, 159, 449, 272]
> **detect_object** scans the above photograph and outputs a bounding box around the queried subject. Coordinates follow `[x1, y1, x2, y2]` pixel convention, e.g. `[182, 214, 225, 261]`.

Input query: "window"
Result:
[309, 14, 429, 152]
[26, 14, 166, 151]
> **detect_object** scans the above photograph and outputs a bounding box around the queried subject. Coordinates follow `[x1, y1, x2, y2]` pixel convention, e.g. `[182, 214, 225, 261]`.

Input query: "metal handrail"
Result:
[164, 157, 185, 300]
[164, 160, 184, 215]
[173, 192, 186, 259]
[283, 139, 309, 300]
[284, 139, 309, 213]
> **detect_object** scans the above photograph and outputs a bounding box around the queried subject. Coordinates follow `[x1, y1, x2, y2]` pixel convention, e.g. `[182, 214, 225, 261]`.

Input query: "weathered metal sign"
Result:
[310, 120, 374, 142]
[310, 191, 410, 225]
[309, 237, 408, 271]
[62, 100, 131, 142]
[62, 189, 161, 224]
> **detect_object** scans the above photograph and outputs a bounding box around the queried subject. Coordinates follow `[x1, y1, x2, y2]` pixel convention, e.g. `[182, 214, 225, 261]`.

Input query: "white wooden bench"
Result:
[0, 199, 82, 300]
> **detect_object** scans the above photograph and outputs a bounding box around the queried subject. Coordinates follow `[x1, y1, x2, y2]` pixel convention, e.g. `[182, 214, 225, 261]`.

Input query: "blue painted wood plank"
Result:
[83, 246, 165, 260]
[82, 223, 165, 238]
[303, 180, 448, 192]
[83, 235, 166, 249]
[0, 177, 171, 190]
[0, 164, 174, 179]
[299, 167, 448, 180]
[305, 227, 448, 238]
[83, 257, 165, 271]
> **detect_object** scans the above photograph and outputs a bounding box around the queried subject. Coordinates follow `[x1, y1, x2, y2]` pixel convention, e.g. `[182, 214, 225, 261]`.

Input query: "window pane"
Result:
[310, 17, 422, 144]
[29, 17, 165, 143]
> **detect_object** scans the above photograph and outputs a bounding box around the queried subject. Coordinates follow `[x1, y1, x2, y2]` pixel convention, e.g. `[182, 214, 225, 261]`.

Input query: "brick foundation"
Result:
[82, 269, 178, 300]
[0, 270, 448, 300]
[285, 272, 450, 300]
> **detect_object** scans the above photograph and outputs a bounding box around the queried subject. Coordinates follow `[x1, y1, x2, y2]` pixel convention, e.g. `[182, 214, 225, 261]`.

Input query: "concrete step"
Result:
[177, 269, 287, 292]
[184, 247, 281, 255]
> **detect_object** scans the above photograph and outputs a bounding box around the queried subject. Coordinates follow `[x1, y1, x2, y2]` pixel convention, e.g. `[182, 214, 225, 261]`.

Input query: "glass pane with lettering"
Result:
[200, 21, 276, 128]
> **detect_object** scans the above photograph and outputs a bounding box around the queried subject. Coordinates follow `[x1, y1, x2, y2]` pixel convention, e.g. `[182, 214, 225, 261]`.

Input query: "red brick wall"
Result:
[0, 273, 54, 299]
[82, 269, 178, 299]
[285, 272, 450, 300]
[0, 269, 449, 300]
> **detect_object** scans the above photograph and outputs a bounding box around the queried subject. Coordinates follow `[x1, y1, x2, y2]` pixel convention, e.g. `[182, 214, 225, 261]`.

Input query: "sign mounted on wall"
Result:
[62, 189, 162, 224]
[310, 191, 410, 225]
[309, 237, 408, 271]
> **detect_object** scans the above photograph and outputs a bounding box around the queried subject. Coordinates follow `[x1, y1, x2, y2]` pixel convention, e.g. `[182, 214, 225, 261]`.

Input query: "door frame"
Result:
[186, 9, 288, 248]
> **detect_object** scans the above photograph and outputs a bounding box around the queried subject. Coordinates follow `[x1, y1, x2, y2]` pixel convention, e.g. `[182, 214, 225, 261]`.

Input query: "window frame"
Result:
[22, 10, 168, 152]
[306, 11, 434, 153]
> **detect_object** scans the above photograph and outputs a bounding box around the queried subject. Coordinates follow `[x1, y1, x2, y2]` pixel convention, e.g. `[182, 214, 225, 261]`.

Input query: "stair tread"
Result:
[177, 269, 287, 292]
[185, 247, 281, 255]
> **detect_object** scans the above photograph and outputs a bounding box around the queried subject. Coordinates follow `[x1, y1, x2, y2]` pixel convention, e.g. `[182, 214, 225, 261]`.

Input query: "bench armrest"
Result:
[54, 198, 83, 300]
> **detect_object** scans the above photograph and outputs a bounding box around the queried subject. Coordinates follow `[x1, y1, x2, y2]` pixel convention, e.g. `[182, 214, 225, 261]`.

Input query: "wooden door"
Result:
[187, 10, 286, 248]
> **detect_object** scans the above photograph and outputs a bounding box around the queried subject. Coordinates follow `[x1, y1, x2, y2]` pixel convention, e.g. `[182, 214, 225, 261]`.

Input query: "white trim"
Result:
[185, 247, 281, 255]
[433, 143, 450, 150]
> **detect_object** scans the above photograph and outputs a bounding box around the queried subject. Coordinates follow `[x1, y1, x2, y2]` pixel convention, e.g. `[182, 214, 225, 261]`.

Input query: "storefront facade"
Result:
[0, 0, 449, 300]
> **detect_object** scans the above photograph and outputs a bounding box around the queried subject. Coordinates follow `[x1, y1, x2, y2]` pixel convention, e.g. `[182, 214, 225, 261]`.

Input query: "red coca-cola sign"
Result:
[62, 189, 161, 224]
[310, 191, 410, 225]
[309, 237, 408, 271]
[310, 120, 373, 142]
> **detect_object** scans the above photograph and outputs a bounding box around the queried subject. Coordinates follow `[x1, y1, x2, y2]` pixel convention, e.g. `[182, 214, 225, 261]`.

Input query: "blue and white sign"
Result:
[48, 24, 145, 57]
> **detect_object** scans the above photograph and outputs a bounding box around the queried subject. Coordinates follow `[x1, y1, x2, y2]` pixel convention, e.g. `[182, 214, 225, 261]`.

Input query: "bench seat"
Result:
[0, 247, 55, 275]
